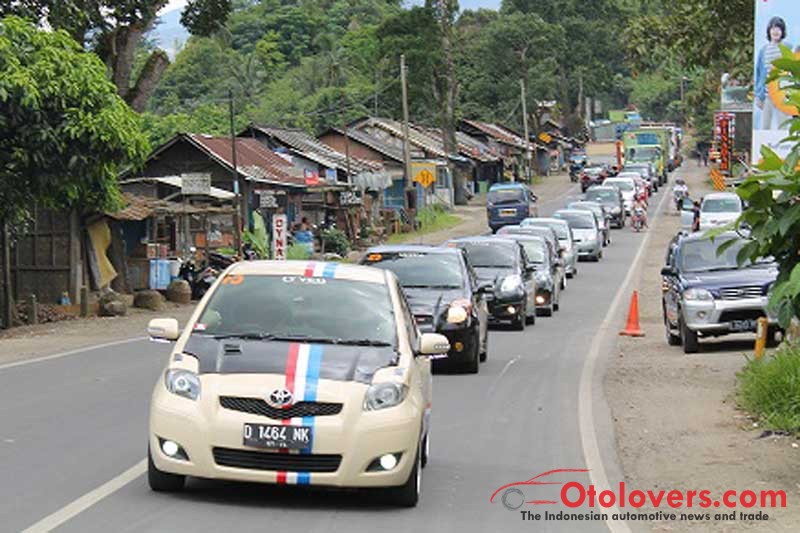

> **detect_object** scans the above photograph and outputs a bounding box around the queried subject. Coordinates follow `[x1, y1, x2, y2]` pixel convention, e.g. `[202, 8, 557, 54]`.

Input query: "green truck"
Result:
[623, 128, 670, 180]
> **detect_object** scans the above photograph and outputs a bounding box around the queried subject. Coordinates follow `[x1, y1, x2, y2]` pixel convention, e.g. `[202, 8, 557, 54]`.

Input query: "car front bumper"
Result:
[486, 295, 526, 321]
[149, 379, 421, 488]
[418, 321, 479, 364]
[574, 240, 601, 257]
[682, 297, 778, 334]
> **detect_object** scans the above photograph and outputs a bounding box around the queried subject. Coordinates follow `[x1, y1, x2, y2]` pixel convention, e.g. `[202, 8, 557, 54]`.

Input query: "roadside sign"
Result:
[272, 214, 287, 260]
[412, 162, 437, 188]
[181, 173, 211, 195]
[259, 192, 278, 209]
[339, 191, 362, 205]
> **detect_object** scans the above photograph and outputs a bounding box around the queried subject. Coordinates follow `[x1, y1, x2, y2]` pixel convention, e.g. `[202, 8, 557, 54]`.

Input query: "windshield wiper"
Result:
[206, 332, 276, 340]
[334, 339, 393, 347]
[264, 334, 392, 347]
[688, 266, 739, 273]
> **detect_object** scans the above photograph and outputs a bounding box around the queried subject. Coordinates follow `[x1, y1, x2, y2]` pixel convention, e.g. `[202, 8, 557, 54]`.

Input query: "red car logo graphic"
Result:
[490, 468, 589, 510]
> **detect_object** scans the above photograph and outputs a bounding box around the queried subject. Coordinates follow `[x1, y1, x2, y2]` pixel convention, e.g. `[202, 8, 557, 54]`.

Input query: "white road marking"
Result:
[21, 459, 146, 533]
[0, 337, 146, 371]
[486, 355, 521, 398]
[579, 186, 670, 533]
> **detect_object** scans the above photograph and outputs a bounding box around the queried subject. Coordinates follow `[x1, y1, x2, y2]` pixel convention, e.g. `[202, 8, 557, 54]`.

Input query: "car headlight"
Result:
[364, 382, 408, 411]
[164, 369, 201, 401]
[683, 288, 714, 301]
[500, 274, 523, 293]
[446, 299, 471, 324]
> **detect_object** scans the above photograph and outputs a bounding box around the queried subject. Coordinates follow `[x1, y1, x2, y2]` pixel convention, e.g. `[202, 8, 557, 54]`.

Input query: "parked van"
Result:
[486, 183, 538, 233]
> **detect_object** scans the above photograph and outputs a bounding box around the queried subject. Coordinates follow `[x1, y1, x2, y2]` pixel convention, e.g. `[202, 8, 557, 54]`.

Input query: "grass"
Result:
[386, 205, 462, 244]
[737, 345, 800, 433]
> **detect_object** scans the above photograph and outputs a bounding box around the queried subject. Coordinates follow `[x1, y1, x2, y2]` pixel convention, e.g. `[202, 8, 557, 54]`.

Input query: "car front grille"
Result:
[219, 397, 343, 419]
[212, 447, 341, 473]
[719, 286, 764, 300]
[719, 309, 765, 322]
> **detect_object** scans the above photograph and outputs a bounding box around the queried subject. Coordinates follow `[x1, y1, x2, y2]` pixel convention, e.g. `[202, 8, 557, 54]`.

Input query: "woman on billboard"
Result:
[755, 16, 791, 130]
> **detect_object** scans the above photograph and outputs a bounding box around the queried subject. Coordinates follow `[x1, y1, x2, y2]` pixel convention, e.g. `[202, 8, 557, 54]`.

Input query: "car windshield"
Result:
[586, 189, 618, 202]
[680, 239, 770, 273]
[606, 180, 634, 192]
[459, 242, 516, 268]
[519, 241, 546, 263]
[364, 252, 463, 289]
[195, 276, 396, 346]
[555, 212, 595, 229]
[523, 220, 569, 239]
[702, 198, 741, 213]
[585, 167, 604, 175]
[488, 188, 525, 205]
[628, 147, 660, 161]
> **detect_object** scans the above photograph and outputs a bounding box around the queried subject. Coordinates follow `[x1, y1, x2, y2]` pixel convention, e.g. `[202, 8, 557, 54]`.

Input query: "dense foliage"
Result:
[0, 16, 149, 225]
[141, 0, 635, 146]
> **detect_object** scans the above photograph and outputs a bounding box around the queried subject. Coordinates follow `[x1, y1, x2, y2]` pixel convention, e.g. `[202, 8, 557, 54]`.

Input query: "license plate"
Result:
[730, 319, 757, 332]
[243, 423, 312, 450]
[500, 209, 516, 217]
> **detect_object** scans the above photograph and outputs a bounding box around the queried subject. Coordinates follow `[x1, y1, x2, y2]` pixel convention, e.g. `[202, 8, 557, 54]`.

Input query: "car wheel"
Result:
[679, 316, 699, 353]
[148, 447, 185, 492]
[664, 310, 681, 346]
[479, 331, 488, 362]
[421, 432, 430, 468]
[384, 444, 421, 507]
[766, 328, 781, 348]
[464, 334, 480, 374]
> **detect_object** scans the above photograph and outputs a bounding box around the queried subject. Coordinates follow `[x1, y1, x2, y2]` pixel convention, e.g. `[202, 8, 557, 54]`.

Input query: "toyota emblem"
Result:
[268, 388, 294, 408]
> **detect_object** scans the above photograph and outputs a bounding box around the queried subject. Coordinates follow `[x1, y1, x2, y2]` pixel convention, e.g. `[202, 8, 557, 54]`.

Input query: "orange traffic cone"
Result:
[619, 291, 645, 337]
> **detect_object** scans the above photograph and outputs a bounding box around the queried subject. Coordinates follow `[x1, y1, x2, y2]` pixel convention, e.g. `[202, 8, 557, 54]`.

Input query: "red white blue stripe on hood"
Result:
[303, 262, 339, 278]
[276, 342, 323, 485]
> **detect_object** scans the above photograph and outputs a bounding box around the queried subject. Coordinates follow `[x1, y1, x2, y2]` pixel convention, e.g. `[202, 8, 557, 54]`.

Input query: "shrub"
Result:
[737, 345, 800, 432]
[286, 243, 311, 260]
[322, 228, 350, 256]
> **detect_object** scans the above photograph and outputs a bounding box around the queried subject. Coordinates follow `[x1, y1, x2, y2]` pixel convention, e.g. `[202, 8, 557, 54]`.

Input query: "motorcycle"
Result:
[569, 163, 583, 183]
[631, 207, 646, 232]
[179, 248, 234, 300]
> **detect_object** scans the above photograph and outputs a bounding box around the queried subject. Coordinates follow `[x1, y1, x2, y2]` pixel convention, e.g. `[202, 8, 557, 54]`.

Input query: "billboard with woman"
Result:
[752, 0, 800, 163]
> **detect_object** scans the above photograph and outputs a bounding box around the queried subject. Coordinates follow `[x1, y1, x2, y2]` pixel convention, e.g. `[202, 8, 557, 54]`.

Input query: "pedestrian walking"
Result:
[691, 199, 702, 232]
[702, 149, 708, 167]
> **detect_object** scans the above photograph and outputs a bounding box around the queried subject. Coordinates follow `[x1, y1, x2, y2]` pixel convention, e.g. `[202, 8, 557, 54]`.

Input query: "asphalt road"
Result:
[1, 169, 663, 533]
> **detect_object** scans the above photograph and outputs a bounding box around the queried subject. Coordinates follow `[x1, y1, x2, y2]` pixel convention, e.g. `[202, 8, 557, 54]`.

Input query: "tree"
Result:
[0, 16, 149, 324]
[0, 1, 233, 111]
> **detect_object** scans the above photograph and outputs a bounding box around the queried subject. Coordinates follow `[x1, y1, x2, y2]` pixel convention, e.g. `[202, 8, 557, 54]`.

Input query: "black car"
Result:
[446, 236, 536, 330]
[580, 165, 609, 192]
[494, 234, 561, 316]
[362, 245, 489, 373]
[661, 231, 779, 353]
[584, 185, 626, 228]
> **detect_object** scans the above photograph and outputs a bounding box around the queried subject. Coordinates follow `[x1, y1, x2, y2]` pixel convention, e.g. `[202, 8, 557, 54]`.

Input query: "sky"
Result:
[158, 0, 502, 16]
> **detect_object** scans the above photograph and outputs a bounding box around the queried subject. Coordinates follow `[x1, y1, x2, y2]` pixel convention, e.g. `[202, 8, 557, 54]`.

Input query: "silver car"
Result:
[553, 209, 603, 262]
[521, 217, 577, 279]
[566, 201, 611, 247]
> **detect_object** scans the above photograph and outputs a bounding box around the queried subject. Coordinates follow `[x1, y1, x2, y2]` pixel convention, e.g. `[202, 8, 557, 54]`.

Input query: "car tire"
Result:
[384, 445, 421, 507]
[664, 311, 681, 346]
[148, 447, 185, 492]
[680, 316, 699, 353]
[561, 276, 567, 290]
[479, 332, 488, 362]
[421, 432, 430, 468]
[464, 334, 480, 374]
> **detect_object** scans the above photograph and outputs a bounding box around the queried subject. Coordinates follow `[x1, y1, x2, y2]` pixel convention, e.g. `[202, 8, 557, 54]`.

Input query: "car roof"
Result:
[587, 186, 618, 192]
[606, 176, 635, 182]
[702, 192, 739, 200]
[523, 217, 568, 226]
[364, 244, 460, 256]
[678, 230, 741, 244]
[555, 208, 594, 217]
[489, 183, 526, 191]
[450, 235, 517, 246]
[569, 201, 602, 208]
[228, 260, 387, 284]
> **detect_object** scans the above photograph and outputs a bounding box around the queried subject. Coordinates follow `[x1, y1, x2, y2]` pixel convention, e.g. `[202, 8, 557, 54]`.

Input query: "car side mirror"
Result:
[418, 333, 450, 356]
[148, 318, 180, 342]
[660, 266, 675, 277]
[477, 281, 494, 294]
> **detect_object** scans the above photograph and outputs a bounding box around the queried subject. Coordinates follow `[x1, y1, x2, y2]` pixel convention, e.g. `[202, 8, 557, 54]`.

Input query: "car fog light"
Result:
[158, 437, 189, 460]
[380, 454, 398, 471]
[454, 341, 464, 352]
[697, 311, 707, 319]
[507, 305, 516, 314]
[162, 440, 179, 457]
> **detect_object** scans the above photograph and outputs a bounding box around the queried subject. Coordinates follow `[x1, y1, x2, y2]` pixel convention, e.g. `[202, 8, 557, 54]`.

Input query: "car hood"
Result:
[183, 336, 397, 385]
[681, 266, 777, 292]
[473, 266, 515, 285]
[571, 228, 597, 241]
[402, 287, 465, 317]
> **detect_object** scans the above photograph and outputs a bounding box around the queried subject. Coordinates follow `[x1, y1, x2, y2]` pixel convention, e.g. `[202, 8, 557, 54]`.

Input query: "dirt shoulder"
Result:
[606, 162, 800, 531]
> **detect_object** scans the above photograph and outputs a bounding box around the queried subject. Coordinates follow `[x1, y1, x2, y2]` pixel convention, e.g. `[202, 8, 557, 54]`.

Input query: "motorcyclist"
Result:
[632, 196, 648, 229]
[672, 178, 689, 211]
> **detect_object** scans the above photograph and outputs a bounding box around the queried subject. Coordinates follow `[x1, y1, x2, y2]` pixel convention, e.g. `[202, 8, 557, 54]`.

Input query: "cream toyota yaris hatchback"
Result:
[146, 260, 449, 507]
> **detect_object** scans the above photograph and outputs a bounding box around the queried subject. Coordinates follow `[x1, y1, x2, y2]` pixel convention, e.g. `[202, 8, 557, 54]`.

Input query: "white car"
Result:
[146, 260, 449, 507]
[699, 192, 742, 231]
[604, 177, 637, 214]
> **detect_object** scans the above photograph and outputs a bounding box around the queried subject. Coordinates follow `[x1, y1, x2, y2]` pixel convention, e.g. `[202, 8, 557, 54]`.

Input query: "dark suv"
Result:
[584, 185, 625, 228]
[362, 245, 489, 373]
[661, 232, 779, 353]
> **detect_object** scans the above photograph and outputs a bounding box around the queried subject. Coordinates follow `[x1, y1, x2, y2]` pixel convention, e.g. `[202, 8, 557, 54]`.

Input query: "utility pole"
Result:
[400, 54, 412, 211]
[229, 89, 243, 254]
[520, 78, 531, 183]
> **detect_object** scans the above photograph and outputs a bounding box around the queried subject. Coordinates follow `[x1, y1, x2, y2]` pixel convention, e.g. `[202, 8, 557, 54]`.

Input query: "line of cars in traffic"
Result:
[139, 164, 659, 507]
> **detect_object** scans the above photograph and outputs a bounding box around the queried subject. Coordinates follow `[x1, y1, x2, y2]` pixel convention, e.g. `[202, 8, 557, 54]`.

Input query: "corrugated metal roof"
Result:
[358, 117, 450, 159]
[188, 134, 306, 188]
[460, 119, 528, 148]
[325, 127, 405, 163]
[248, 125, 382, 175]
[120, 176, 236, 200]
